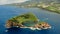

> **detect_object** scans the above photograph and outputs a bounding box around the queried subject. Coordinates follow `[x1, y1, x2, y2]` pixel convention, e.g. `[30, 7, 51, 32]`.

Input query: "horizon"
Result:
[0, 0, 28, 5]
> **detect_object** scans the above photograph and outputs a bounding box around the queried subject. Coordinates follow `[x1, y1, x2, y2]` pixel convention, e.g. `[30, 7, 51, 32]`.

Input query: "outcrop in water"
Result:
[5, 13, 51, 30]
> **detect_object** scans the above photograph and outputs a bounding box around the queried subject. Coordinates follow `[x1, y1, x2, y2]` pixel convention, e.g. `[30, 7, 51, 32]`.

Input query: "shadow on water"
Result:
[6, 27, 50, 34]
[6, 27, 24, 34]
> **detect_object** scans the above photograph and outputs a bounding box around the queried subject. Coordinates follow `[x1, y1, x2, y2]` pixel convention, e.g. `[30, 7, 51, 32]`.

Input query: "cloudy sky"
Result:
[0, 0, 28, 5]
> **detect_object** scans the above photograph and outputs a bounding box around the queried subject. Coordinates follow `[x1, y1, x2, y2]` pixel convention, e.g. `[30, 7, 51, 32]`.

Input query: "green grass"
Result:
[9, 12, 38, 24]
[45, 6, 60, 14]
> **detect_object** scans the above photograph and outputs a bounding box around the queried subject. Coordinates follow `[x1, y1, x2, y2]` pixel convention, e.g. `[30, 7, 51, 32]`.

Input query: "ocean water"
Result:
[0, 6, 60, 34]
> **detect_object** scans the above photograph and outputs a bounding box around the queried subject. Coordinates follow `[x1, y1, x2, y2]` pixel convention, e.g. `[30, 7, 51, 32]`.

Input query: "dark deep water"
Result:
[0, 6, 60, 34]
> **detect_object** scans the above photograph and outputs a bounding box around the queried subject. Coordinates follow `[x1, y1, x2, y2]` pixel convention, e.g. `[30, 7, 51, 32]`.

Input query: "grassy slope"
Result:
[9, 13, 38, 24]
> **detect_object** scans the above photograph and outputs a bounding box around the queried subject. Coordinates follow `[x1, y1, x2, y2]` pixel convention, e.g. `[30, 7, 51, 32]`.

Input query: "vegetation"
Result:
[45, 6, 60, 13]
[9, 13, 38, 24]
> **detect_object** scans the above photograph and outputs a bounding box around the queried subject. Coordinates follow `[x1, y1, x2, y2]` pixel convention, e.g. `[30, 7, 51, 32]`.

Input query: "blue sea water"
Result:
[0, 6, 60, 34]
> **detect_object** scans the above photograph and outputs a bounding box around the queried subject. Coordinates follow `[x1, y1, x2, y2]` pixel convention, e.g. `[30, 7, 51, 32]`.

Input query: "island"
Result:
[19, 2, 60, 14]
[6, 0, 60, 14]
[5, 13, 51, 30]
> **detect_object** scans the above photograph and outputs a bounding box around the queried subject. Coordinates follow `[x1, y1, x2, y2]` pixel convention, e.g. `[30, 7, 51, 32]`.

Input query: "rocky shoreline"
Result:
[6, 20, 51, 30]
[20, 23, 51, 30]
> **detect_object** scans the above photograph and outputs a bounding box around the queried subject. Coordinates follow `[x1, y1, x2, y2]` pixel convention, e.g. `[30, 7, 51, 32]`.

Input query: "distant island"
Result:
[18, 2, 60, 14]
[5, 0, 60, 14]
[5, 13, 51, 30]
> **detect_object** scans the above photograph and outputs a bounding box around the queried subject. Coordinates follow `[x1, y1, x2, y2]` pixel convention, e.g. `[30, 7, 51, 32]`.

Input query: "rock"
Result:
[6, 20, 13, 28]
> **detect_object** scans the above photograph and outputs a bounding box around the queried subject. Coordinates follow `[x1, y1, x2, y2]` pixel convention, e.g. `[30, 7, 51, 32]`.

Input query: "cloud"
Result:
[0, 0, 28, 5]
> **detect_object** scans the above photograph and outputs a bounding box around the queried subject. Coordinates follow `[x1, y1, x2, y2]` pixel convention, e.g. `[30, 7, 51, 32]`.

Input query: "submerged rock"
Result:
[5, 13, 51, 30]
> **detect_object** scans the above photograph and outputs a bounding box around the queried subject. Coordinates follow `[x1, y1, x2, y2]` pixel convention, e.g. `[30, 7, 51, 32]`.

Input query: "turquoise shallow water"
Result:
[0, 6, 60, 34]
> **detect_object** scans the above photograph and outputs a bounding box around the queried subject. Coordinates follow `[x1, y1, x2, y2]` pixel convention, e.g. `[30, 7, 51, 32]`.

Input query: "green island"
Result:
[6, 13, 51, 30]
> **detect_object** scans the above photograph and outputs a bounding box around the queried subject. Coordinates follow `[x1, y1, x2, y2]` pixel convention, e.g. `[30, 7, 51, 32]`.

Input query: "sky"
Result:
[0, 0, 28, 5]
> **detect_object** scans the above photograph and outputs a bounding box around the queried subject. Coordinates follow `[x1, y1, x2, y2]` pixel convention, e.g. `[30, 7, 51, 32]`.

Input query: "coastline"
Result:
[20, 26, 51, 30]
[39, 7, 60, 14]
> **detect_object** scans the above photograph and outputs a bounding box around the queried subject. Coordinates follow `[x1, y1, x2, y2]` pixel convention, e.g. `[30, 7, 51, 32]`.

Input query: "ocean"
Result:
[0, 6, 60, 34]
